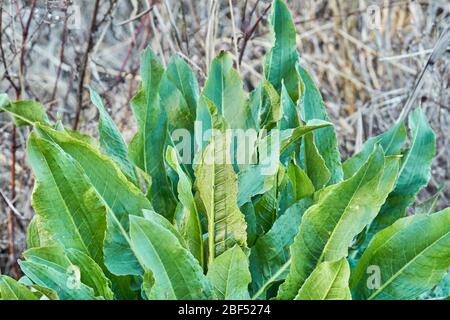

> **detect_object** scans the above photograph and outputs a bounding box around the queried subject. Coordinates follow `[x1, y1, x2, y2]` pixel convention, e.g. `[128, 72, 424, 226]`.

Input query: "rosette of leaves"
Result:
[0, 0, 448, 301]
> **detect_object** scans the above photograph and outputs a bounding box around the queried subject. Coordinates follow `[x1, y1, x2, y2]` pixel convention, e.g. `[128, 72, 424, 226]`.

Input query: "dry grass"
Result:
[1, 0, 449, 276]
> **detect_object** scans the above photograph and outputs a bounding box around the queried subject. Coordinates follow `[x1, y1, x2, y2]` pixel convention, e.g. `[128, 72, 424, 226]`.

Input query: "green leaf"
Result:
[280, 120, 333, 154]
[240, 202, 257, 246]
[277, 162, 314, 216]
[259, 80, 282, 130]
[286, 161, 315, 201]
[251, 198, 312, 299]
[195, 131, 248, 265]
[295, 258, 351, 300]
[27, 133, 106, 266]
[279, 82, 301, 163]
[166, 146, 204, 266]
[253, 184, 278, 235]
[19, 247, 96, 300]
[142, 209, 189, 248]
[162, 54, 199, 130]
[300, 132, 331, 190]
[237, 165, 277, 208]
[351, 209, 450, 300]
[277, 147, 400, 299]
[369, 108, 436, 237]
[280, 82, 300, 130]
[90, 88, 138, 186]
[343, 120, 407, 179]
[0, 95, 49, 126]
[65, 248, 114, 300]
[199, 52, 250, 130]
[247, 81, 280, 130]
[206, 246, 251, 300]
[298, 65, 343, 184]
[264, 0, 299, 102]
[129, 215, 213, 300]
[19, 277, 59, 300]
[0, 276, 39, 300]
[129, 47, 177, 220]
[161, 55, 199, 172]
[26, 215, 55, 249]
[35, 124, 152, 276]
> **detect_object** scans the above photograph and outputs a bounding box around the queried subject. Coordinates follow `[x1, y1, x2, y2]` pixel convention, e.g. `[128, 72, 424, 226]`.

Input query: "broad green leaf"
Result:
[253, 184, 278, 235]
[237, 165, 277, 208]
[90, 88, 138, 186]
[295, 259, 351, 300]
[351, 209, 450, 300]
[240, 202, 258, 247]
[195, 131, 248, 265]
[129, 47, 177, 220]
[206, 246, 251, 300]
[346, 120, 408, 260]
[286, 161, 315, 200]
[251, 198, 312, 299]
[27, 133, 106, 266]
[19, 276, 59, 300]
[277, 147, 400, 299]
[35, 124, 152, 276]
[369, 108, 436, 237]
[65, 248, 114, 300]
[22, 246, 112, 299]
[264, 0, 299, 102]
[0, 95, 49, 126]
[343, 120, 407, 179]
[142, 209, 189, 248]
[259, 80, 282, 130]
[166, 55, 199, 112]
[280, 120, 333, 154]
[161, 55, 199, 172]
[129, 215, 213, 300]
[298, 65, 343, 184]
[162, 54, 199, 131]
[280, 82, 300, 130]
[63, 127, 98, 147]
[199, 52, 250, 130]
[26, 215, 55, 249]
[19, 247, 95, 300]
[279, 82, 301, 164]
[201, 95, 229, 131]
[277, 162, 314, 216]
[301, 132, 331, 190]
[247, 81, 280, 130]
[165, 147, 204, 265]
[26, 216, 41, 249]
[0, 276, 39, 300]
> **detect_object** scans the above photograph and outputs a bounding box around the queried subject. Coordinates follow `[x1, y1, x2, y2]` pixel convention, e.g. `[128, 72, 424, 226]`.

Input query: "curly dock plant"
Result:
[0, 0, 449, 300]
